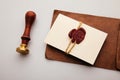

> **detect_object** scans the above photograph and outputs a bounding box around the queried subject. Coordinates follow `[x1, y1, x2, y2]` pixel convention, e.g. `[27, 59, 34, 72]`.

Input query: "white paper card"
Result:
[44, 14, 108, 65]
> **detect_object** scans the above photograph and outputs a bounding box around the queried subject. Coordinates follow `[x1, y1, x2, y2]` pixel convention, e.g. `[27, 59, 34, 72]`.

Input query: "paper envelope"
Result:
[45, 10, 120, 71]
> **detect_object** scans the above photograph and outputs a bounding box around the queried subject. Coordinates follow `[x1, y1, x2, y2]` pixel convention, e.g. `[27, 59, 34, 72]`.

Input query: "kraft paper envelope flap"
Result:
[116, 25, 120, 70]
[45, 10, 120, 71]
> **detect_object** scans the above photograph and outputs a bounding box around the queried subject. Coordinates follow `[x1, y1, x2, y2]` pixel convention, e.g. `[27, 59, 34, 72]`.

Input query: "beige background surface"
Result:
[0, 0, 120, 80]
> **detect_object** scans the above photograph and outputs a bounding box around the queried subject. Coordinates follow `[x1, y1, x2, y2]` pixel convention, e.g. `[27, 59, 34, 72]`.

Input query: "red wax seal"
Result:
[68, 28, 86, 44]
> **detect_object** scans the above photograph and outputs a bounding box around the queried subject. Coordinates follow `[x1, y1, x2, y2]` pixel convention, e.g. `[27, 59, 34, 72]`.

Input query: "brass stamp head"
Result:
[16, 44, 29, 55]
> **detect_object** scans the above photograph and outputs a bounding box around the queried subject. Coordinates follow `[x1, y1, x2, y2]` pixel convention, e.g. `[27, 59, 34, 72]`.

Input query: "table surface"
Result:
[0, 0, 120, 80]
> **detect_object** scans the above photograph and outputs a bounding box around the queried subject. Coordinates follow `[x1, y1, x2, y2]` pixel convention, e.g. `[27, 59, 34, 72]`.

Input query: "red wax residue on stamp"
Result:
[68, 28, 86, 44]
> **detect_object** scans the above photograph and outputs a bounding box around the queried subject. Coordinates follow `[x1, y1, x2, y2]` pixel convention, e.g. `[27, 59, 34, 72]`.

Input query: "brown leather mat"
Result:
[45, 10, 120, 71]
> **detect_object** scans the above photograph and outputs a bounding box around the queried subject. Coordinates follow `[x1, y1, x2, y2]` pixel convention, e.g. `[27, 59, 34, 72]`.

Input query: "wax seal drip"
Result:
[66, 22, 86, 54]
[69, 28, 86, 44]
[16, 11, 36, 55]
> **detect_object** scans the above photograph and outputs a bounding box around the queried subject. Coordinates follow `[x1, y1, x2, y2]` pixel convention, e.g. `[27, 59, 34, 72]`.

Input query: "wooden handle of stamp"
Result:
[21, 11, 36, 45]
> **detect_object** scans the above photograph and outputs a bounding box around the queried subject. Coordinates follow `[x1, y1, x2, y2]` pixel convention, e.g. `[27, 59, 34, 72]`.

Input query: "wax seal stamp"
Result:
[16, 11, 36, 55]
